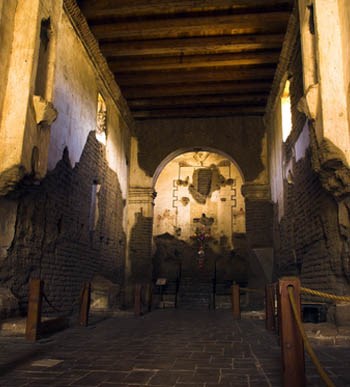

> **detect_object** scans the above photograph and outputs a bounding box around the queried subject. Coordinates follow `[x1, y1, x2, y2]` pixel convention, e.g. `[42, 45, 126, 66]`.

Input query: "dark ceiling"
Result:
[77, 0, 294, 120]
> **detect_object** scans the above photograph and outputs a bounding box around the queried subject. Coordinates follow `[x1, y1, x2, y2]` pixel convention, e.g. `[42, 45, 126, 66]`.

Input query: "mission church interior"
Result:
[0, 0, 350, 341]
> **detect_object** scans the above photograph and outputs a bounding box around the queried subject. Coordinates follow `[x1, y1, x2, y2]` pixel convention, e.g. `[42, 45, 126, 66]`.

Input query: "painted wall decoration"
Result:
[153, 151, 245, 250]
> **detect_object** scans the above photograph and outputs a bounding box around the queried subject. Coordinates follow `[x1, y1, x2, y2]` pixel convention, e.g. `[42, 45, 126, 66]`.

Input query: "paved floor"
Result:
[0, 310, 349, 386]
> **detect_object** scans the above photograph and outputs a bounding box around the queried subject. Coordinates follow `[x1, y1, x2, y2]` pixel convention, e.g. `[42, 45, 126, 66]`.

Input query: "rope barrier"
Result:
[301, 287, 350, 302]
[288, 286, 335, 387]
[43, 290, 81, 315]
[42, 291, 64, 314]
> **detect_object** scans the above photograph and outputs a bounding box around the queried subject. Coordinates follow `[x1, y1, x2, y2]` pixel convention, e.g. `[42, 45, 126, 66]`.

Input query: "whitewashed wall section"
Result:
[48, 11, 129, 198]
[153, 151, 245, 248]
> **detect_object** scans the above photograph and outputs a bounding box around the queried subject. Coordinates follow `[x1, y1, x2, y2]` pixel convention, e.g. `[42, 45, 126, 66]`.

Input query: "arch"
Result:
[152, 147, 246, 248]
[152, 146, 245, 188]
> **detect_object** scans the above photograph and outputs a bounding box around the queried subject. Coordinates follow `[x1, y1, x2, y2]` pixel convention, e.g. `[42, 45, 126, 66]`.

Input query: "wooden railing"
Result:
[26, 278, 91, 341]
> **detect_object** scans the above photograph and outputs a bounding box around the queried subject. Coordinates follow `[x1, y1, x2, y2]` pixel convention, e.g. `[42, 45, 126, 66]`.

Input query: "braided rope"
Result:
[301, 287, 350, 302]
[42, 292, 64, 314]
[43, 290, 82, 316]
[288, 287, 335, 387]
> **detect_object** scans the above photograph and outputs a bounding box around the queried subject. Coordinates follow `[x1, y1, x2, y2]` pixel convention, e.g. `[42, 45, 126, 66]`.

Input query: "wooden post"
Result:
[212, 277, 216, 310]
[279, 277, 305, 387]
[265, 283, 276, 331]
[25, 278, 43, 342]
[231, 284, 240, 320]
[79, 282, 91, 327]
[134, 284, 142, 316]
[147, 283, 153, 312]
[175, 277, 179, 309]
[276, 282, 281, 337]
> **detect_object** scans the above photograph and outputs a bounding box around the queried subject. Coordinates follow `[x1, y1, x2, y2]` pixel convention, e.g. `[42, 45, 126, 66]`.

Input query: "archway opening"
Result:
[152, 150, 252, 310]
[153, 150, 246, 247]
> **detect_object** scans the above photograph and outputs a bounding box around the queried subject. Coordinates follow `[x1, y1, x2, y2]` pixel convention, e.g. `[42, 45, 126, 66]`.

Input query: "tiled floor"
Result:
[0, 310, 349, 386]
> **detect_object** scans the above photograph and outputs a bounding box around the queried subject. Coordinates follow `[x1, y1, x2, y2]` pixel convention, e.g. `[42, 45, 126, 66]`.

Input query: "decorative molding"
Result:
[128, 187, 156, 205]
[63, 0, 135, 133]
[241, 183, 270, 201]
[32, 95, 58, 127]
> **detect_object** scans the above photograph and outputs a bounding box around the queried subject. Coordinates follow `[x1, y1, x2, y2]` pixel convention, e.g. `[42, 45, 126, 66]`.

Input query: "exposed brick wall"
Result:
[0, 132, 126, 315]
[129, 213, 153, 283]
[272, 28, 348, 294]
[293, 155, 340, 292]
[276, 151, 341, 293]
[245, 200, 273, 248]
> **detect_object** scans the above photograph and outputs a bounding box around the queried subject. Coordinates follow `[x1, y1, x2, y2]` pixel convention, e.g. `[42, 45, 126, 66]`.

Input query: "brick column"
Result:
[241, 184, 272, 248]
[125, 187, 156, 306]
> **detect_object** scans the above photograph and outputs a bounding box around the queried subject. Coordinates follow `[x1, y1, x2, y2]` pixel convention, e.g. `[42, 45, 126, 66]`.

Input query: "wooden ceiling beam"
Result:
[80, 0, 293, 21]
[122, 81, 272, 98]
[115, 67, 276, 86]
[100, 34, 285, 58]
[132, 106, 266, 119]
[128, 94, 269, 109]
[91, 12, 290, 41]
[108, 51, 280, 72]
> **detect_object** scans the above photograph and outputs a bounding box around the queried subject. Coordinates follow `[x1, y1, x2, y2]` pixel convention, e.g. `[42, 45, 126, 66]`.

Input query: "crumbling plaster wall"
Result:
[49, 10, 130, 199]
[267, 3, 350, 296]
[0, 3, 132, 314]
[153, 151, 246, 244]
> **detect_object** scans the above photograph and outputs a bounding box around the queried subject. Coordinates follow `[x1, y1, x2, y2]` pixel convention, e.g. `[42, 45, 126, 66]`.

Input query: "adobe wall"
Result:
[266, 4, 350, 297]
[338, 0, 350, 132]
[0, 3, 132, 315]
[133, 116, 273, 290]
[0, 1, 17, 122]
[1, 134, 127, 315]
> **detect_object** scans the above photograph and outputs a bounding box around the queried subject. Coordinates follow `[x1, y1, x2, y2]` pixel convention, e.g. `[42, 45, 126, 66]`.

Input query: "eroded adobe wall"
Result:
[1, 133, 126, 315]
[0, 4, 132, 315]
[267, 5, 350, 296]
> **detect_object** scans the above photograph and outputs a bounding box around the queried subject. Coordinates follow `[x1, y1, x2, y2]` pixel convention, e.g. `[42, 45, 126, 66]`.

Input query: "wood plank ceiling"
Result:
[77, 0, 294, 120]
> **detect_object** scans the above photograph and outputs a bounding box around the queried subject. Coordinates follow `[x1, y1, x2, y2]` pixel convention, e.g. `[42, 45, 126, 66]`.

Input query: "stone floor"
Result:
[0, 310, 349, 386]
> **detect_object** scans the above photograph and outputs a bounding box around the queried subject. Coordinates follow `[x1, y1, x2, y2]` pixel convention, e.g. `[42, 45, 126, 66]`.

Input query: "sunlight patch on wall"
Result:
[96, 93, 107, 145]
[281, 79, 292, 142]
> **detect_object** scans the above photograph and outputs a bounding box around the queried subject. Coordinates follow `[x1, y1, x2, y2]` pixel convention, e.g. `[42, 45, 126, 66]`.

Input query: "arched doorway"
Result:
[153, 149, 245, 247]
[152, 149, 249, 309]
